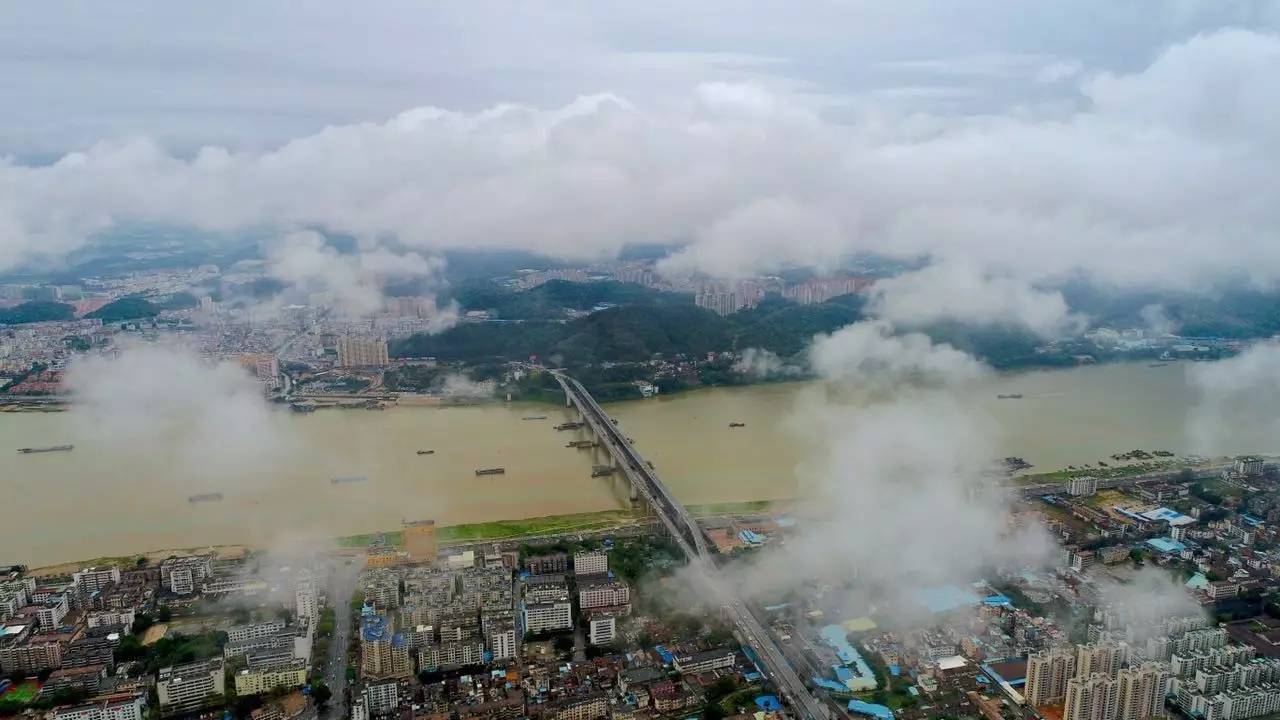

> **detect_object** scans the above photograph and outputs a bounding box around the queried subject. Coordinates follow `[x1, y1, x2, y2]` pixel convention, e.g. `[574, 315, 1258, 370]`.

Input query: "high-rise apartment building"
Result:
[1116, 663, 1168, 720]
[337, 337, 389, 367]
[1065, 673, 1119, 720]
[294, 572, 319, 626]
[1027, 648, 1078, 707]
[1077, 641, 1128, 678]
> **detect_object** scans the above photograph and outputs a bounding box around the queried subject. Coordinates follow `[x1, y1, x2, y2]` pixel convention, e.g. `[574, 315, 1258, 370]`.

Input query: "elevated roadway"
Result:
[552, 372, 829, 720]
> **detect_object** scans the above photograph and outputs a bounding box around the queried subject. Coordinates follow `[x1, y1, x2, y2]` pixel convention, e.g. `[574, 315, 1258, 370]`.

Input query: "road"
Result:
[320, 557, 360, 719]
[553, 372, 830, 720]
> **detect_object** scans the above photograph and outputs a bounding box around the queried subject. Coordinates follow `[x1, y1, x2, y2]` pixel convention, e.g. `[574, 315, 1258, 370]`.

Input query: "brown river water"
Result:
[1, 361, 1271, 567]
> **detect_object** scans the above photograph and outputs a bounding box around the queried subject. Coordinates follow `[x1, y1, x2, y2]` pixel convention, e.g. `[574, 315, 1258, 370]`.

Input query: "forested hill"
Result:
[443, 279, 692, 320]
[0, 301, 76, 325]
[391, 294, 867, 364]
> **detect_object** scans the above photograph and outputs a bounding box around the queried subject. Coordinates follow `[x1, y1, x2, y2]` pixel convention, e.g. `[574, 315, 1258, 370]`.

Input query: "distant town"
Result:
[0, 258, 1256, 409]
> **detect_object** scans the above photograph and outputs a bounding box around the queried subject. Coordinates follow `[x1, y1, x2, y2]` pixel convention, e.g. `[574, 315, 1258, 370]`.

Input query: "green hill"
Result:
[392, 294, 865, 364]
[0, 301, 76, 325]
[86, 297, 159, 322]
[446, 279, 692, 320]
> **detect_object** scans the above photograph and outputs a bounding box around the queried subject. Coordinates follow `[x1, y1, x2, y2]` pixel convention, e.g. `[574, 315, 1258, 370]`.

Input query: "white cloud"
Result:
[1, 29, 1279, 336]
[263, 231, 452, 320]
[808, 320, 989, 390]
[725, 321, 1053, 619]
[732, 347, 802, 379]
[1186, 340, 1280, 455]
[869, 262, 1087, 337]
[65, 343, 297, 486]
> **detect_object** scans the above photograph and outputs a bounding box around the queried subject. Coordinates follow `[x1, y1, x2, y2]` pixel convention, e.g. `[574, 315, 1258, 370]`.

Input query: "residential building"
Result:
[160, 555, 213, 595]
[485, 619, 518, 662]
[419, 638, 485, 670]
[360, 615, 411, 679]
[337, 337, 389, 367]
[1235, 456, 1266, 478]
[42, 665, 109, 697]
[86, 608, 135, 630]
[588, 614, 617, 646]
[72, 567, 121, 594]
[1115, 663, 1167, 720]
[1076, 641, 1127, 678]
[233, 659, 309, 696]
[295, 574, 319, 626]
[673, 647, 736, 674]
[545, 693, 608, 720]
[227, 621, 287, 644]
[526, 554, 569, 575]
[1026, 648, 1077, 707]
[522, 599, 572, 634]
[50, 695, 146, 720]
[1069, 476, 1100, 497]
[0, 624, 62, 674]
[63, 636, 116, 669]
[572, 551, 608, 576]
[157, 658, 225, 716]
[578, 579, 630, 611]
[1064, 673, 1118, 720]
[1207, 581, 1241, 600]
[525, 581, 570, 604]
[35, 593, 70, 630]
[364, 681, 400, 716]
[1099, 546, 1130, 565]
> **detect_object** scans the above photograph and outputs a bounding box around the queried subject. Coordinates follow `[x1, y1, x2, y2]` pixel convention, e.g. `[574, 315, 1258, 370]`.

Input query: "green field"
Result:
[334, 499, 781, 549]
[3, 681, 41, 703]
[335, 509, 644, 548]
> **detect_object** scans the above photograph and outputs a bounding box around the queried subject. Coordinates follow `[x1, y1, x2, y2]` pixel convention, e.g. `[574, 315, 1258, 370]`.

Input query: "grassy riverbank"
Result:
[334, 499, 782, 549]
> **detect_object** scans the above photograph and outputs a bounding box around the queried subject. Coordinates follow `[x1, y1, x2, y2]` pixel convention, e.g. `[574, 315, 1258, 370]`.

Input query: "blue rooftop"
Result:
[813, 678, 848, 692]
[1147, 537, 1187, 554]
[915, 585, 980, 613]
[361, 614, 391, 642]
[755, 696, 782, 711]
[848, 700, 894, 720]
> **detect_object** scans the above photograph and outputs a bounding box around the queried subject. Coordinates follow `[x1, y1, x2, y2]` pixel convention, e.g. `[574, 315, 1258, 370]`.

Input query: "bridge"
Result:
[552, 372, 831, 720]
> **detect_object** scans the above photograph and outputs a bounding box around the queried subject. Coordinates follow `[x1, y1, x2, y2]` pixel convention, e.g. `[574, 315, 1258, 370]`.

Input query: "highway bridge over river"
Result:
[552, 371, 831, 720]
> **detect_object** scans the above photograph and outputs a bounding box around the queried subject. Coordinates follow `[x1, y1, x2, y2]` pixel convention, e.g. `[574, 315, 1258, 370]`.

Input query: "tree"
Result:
[552, 635, 575, 653]
[157, 607, 172, 622]
[132, 613, 155, 634]
[311, 680, 333, 707]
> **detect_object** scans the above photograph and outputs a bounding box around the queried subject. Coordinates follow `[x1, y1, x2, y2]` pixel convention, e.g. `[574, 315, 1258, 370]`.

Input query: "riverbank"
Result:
[28, 501, 782, 576]
[333, 500, 782, 548]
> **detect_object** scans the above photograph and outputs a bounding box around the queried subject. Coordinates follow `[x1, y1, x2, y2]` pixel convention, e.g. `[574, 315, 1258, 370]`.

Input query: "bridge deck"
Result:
[552, 373, 829, 720]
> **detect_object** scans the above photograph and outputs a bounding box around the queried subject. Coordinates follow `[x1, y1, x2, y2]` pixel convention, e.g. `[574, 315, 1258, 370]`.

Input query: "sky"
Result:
[4, 2, 1277, 156]
[3, 1, 1280, 335]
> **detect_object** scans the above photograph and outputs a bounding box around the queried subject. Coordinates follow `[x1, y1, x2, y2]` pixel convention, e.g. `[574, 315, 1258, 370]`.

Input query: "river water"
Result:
[0, 361, 1271, 567]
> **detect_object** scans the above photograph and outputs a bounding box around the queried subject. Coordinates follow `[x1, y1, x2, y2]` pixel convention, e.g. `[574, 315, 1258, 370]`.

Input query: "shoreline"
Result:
[27, 500, 784, 577]
[0, 356, 1198, 413]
